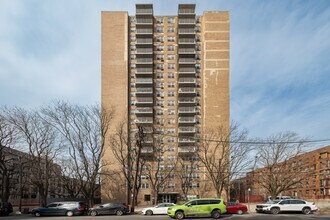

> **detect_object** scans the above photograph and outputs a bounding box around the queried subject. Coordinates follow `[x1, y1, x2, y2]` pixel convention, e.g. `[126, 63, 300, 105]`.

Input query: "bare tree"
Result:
[178, 156, 199, 201]
[42, 101, 114, 206]
[5, 107, 61, 207]
[199, 122, 251, 199]
[254, 132, 312, 200]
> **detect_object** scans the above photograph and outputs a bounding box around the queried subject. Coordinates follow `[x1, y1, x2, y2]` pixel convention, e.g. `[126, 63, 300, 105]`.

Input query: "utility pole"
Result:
[130, 126, 145, 213]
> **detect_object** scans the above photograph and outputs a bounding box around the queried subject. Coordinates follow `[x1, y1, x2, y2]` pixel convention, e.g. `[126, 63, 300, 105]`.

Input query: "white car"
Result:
[256, 199, 318, 215]
[141, 203, 176, 215]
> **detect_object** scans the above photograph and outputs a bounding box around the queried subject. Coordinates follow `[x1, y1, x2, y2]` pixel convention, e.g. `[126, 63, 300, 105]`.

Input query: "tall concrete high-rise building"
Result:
[101, 4, 229, 205]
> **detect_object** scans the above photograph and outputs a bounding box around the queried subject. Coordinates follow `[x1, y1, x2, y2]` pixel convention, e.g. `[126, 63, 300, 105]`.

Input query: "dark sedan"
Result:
[89, 203, 129, 216]
[31, 201, 87, 217]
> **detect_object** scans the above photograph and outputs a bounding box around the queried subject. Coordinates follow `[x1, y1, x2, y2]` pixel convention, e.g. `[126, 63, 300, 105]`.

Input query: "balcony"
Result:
[178, 19, 195, 25]
[178, 107, 196, 115]
[179, 58, 196, 64]
[136, 48, 153, 54]
[178, 98, 195, 106]
[135, 107, 153, 115]
[135, 97, 153, 106]
[178, 137, 195, 144]
[136, 18, 153, 25]
[179, 68, 196, 75]
[178, 146, 196, 155]
[136, 9, 153, 15]
[179, 88, 196, 95]
[135, 69, 153, 78]
[178, 78, 196, 86]
[136, 28, 153, 35]
[178, 117, 196, 124]
[178, 38, 195, 44]
[178, 127, 196, 134]
[135, 117, 153, 124]
[136, 38, 153, 44]
[136, 88, 153, 96]
[178, 9, 195, 15]
[136, 58, 153, 64]
[178, 28, 195, 34]
[178, 48, 195, 54]
[141, 147, 154, 155]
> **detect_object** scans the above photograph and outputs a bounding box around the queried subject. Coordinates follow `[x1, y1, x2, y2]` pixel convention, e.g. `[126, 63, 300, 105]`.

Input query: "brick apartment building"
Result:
[231, 146, 330, 203]
[101, 4, 230, 205]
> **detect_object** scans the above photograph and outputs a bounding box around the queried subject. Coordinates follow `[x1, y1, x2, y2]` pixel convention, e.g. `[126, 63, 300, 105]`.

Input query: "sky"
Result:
[0, 0, 330, 146]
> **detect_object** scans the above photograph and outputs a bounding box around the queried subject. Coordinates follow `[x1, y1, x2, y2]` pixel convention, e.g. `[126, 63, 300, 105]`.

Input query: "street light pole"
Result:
[247, 188, 251, 212]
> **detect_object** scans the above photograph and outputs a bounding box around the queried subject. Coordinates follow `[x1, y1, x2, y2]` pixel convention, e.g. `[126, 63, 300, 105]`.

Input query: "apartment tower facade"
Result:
[101, 4, 229, 205]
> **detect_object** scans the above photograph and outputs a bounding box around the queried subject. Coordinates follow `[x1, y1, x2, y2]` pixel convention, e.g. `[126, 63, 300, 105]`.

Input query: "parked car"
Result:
[256, 199, 318, 215]
[226, 202, 247, 215]
[31, 201, 88, 217]
[167, 198, 227, 219]
[89, 203, 129, 216]
[0, 202, 13, 216]
[141, 203, 175, 215]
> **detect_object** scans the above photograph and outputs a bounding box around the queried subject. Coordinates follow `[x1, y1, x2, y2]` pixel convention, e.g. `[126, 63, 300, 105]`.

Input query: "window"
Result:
[155, 101, 164, 107]
[156, 109, 163, 115]
[195, 26, 201, 32]
[168, 100, 175, 106]
[167, 55, 175, 60]
[130, 27, 136, 32]
[168, 82, 175, 88]
[167, 137, 175, 142]
[167, 27, 175, 33]
[141, 175, 149, 179]
[156, 54, 164, 60]
[156, 18, 163, 23]
[195, 45, 201, 51]
[168, 36, 175, 42]
[168, 45, 175, 51]
[168, 91, 175, 97]
[168, 156, 175, 161]
[196, 35, 201, 42]
[198, 200, 210, 205]
[168, 63, 175, 69]
[167, 128, 175, 134]
[130, 64, 136, 69]
[130, 36, 136, 41]
[130, 17, 136, 23]
[141, 183, 149, 189]
[156, 73, 163, 79]
[130, 46, 136, 51]
[155, 82, 164, 88]
[144, 195, 151, 201]
[168, 109, 175, 115]
[167, 146, 175, 152]
[155, 27, 163, 33]
[155, 36, 163, 42]
[130, 73, 135, 78]
[168, 118, 175, 124]
[156, 64, 164, 70]
[155, 118, 164, 125]
[168, 183, 175, 189]
[196, 17, 200, 23]
[155, 46, 164, 51]
[167, 17, 174, 23]
[168, 73, 175, 78]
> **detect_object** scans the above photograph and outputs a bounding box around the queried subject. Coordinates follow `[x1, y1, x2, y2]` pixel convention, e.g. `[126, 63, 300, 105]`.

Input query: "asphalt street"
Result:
[1, 213, 330, 220]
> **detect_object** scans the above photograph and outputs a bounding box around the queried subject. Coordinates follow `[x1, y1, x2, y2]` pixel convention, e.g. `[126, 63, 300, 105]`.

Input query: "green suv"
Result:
[167, 198, 226, 219]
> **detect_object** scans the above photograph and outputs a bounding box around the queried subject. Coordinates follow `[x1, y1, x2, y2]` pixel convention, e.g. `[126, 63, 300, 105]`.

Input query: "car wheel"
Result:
[237, 209, 243, 215]
[271, 207, 280, 215]
[211, 210, 221, 219]
[302, 207, 311, 215]
[116, 210, 124, 216]
[66, 211, 74, 217]
[175, 211, 185, 219]
[146, 210, 153, 216]
[90, 210, 98, 216]
[35, 212, 41, 217]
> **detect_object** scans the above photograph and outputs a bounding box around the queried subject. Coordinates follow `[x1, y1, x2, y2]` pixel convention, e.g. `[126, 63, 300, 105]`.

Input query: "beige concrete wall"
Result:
[101, 11, 129, 202]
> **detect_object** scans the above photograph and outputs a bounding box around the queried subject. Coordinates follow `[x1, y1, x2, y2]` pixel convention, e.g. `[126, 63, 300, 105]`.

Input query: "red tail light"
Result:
[77, 206, 85, 211]
[123, 205, 128, 209]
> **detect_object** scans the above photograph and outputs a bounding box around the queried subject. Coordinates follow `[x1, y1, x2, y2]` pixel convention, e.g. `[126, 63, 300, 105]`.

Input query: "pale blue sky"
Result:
[0, 0, 330, 143]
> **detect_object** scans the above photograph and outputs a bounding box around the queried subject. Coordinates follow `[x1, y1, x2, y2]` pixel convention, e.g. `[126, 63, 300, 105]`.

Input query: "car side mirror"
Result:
[100, 205, 103, 208]
[155, 206, 159, 208]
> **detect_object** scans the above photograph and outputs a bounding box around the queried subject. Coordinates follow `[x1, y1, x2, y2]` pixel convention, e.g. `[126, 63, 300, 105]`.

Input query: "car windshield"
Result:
[266, 200, 280, 204]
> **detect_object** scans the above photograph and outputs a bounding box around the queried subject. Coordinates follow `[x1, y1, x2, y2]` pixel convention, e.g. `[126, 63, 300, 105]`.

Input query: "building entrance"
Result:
[158, 193, 178, 204]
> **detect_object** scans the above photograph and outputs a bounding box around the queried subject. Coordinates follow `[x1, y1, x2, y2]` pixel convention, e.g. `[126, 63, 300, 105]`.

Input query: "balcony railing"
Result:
[178, 138, 195, 143]
[136, 18, 153, 24]
[141, 147, 154, 154]
[178, 19, 195, 24]
[179, 58, 196, 64]
[136, 28, 153, 34]
[178, 107, 196, 114]
[178, 146, 196, 153]
[178, 127, 196, 133]
[178, 117, 196, 123]
[178, 38, 195, 44]
[136, 68, 153, 73]
[136, 58, 153, 64]
[136, 38, 153, 44]
[136, 97, 153, 103]
[179, 88, 196, 94]
[136, 48, 153, 54]
[178, 28, 195, 34]
[135, 117, 153, 123]
[179, 78, 196, 84]
[178, 9, 195, 14]
[135, 107, 153, 114]
[179, 67, 196, 73]
[136, 9, 153, 14]
[136, 88, 153, 94]
[178, 98, 195, 104]
[178, 48, 195, 54]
